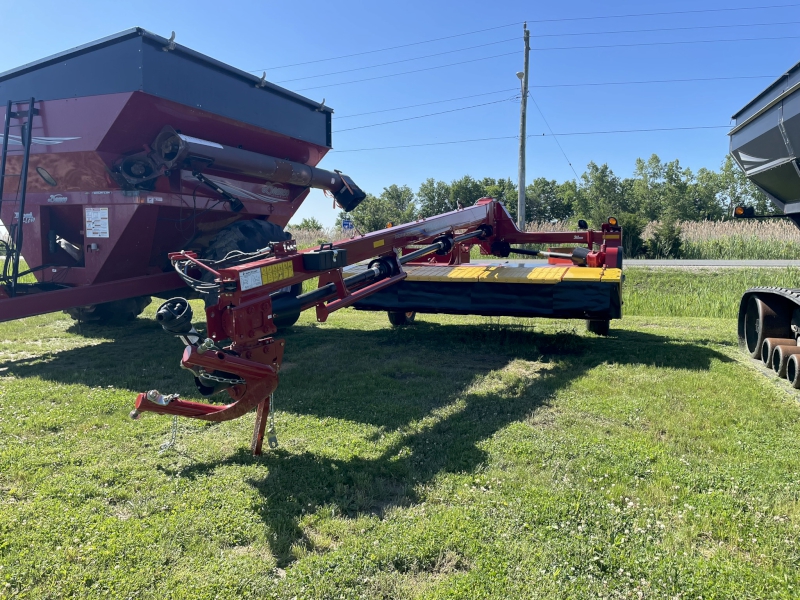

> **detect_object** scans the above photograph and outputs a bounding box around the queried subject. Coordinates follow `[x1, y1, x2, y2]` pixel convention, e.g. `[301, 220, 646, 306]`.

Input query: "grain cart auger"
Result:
[132, 200, 623, 454]
[730, 58, 800, 385]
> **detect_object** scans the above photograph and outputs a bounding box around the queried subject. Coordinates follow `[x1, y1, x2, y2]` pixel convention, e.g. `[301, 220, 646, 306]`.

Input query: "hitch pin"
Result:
[129, 390, 178, 420]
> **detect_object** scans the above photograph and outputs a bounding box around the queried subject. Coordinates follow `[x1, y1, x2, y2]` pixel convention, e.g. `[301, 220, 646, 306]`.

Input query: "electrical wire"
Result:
[275, 38, 518, 83]
[253, 3, 800, 71]
[528, 125, 732, 136]
[294, 51, 518, 91]
[334, 97, 516, 133]
[335, 136, 519, 152]
[528, 94, 579, 179]
[531, 34, 800, 52]
[337, 88, 520, 119]
[334, 125, 733, 152]
[531, 75, 778, 89]
[272, 21, 798, 84]
[336, 76, 774, 125]
[294, 36, 798, 92]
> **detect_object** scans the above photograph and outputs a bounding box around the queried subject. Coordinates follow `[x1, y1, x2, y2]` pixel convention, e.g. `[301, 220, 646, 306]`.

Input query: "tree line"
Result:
[291, 155, 770, 258]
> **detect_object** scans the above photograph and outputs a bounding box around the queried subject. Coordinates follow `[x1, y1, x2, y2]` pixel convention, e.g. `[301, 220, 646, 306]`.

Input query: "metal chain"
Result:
[267, 393, 278, 449]
[159, 415, 179, 453]
[198, 369, 245, 385]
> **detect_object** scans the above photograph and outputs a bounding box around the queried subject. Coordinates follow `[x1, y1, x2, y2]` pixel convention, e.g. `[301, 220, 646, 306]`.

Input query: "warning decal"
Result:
[85, 207, 109, 238]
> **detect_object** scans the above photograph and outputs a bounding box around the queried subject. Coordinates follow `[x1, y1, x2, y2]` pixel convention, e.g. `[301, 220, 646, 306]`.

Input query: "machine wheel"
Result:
[202, 219, 302, 328]
[743, 295, 792, 358]
[388, 311, 416, 327]
[586, 319, 610, 336]
[64, 296, 152, 324]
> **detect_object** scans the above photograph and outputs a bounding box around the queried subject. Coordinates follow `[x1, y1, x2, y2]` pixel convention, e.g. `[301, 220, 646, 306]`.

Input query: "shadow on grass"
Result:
[4, 317, 732, 565]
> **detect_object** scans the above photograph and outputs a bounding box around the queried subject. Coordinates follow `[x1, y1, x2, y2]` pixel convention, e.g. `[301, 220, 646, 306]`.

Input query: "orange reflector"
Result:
[608, 217, 618, 226]
[734, 206, 745, 216]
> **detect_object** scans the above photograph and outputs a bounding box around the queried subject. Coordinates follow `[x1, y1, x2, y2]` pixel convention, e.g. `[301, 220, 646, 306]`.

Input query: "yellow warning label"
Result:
[373, 239, 385, 248]
[604, 234, 621, 240]
[260, 261, 294, 285]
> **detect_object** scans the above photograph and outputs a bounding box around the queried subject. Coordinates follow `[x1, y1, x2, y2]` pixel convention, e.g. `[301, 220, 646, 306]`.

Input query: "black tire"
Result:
[388, 311, 416, 327]
[202, 219, 302, 329]
[586, 319, 610, 336]
[64, 296, 152, 324]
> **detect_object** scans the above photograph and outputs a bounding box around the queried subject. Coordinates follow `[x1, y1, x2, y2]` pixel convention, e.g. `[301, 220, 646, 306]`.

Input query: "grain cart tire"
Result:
[586, 319, 610, 336]
[742, 295, 792, 358]
[64, 295, 152, 324]
[202, 219, 302, 328]
[388, 311, 416, 327]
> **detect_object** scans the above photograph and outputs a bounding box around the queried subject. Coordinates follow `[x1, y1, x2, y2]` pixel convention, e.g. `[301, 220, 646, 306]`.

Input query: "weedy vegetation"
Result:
[2, 269, 800, 598]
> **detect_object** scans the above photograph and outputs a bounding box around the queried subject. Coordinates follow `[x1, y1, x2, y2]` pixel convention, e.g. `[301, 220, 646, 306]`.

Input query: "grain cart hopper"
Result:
[0, 28, 364, 324]
[730, 59, 800, 384]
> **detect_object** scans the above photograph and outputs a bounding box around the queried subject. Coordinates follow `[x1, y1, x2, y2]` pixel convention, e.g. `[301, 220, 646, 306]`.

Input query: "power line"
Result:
[337, 76, 772, 121]
[276, 38, 517, 84]
[528, 95, 579, 179]
[294, 51, 518, 92]
[253, 3, 800, 71]
[337, 88, 519, 119]
[335, 97, 516, 133]
[335, 136, 519, 153]
[531, 75, 777, 89]
[532, 34, 800, 52]
[530, 19, 800, 39]
[529, 125, 731, 136]
[271, 21, 798, 83]
[294, 36, 798, 92]
[334, 125, 732, 152]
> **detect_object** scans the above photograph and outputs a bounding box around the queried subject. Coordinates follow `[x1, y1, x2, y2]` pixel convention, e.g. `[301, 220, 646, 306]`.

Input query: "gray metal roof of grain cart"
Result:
[729, 59, 800, 212]
[0, 27, 332, 148]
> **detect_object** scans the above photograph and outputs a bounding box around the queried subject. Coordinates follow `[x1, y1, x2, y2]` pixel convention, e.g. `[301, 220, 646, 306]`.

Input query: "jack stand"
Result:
[251, 395, 275, 455]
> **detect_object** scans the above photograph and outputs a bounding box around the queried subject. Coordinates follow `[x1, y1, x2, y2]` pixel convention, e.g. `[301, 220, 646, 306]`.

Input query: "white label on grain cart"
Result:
[85, 207, 109, 238]
[239, 268, 263, 291]
[146, 196, 163, 204]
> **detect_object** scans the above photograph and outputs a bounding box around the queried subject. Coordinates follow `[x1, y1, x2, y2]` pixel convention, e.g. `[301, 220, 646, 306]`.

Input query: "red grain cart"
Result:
[0, 28, 362, 324]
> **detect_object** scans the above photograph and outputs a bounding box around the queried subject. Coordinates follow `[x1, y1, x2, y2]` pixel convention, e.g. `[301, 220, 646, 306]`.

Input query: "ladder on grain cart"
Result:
[0, 97, 37, 297]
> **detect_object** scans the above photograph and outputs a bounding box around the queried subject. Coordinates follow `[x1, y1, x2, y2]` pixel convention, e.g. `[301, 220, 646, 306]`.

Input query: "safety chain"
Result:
[267, 393, 278, 449]
[159, 415, 179, 453]
[197, 369, 245, 386]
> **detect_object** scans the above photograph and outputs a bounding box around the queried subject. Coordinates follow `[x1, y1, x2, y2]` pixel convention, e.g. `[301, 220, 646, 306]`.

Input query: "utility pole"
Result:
[517, 23, 530, 230]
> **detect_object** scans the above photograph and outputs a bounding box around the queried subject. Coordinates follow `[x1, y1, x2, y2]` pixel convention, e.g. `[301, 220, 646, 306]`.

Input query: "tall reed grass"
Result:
[288, 219, 800, 260]
[645, 219, 800, 260]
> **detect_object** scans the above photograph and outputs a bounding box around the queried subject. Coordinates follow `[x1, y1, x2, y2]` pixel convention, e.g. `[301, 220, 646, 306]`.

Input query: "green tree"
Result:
[450, 175, 486, 208]
[525, 178, 574, 223]
[336, 185, 418, 233]
[417, 178, 452, 217]
[574, 162, 628, 227]
[717, 154, 774, 217]
[290, 216, 323, 231]
[482, 177, 517, 221]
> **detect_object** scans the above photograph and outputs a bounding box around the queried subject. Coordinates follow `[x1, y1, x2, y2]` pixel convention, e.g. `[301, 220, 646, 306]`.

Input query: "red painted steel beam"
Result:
[0, 271, 184, 322]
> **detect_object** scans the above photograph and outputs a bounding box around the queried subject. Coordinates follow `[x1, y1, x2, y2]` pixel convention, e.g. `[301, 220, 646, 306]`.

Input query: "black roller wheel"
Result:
[64, 296, 152, 324]
[202, 219, 302, 329]
[388, 311, 416, 327]
[743, 295, 792, 358]
[586, 319, 610, 336]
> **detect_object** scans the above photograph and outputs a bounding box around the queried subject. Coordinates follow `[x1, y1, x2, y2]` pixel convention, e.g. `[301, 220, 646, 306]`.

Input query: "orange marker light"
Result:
[734, 206, 745, 217]
[607, 217, 618, 226]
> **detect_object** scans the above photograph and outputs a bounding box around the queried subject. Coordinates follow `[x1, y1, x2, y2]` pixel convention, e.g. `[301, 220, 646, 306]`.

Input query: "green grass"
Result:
[624, 267, 800, 319]
[3, 271, 800, 598]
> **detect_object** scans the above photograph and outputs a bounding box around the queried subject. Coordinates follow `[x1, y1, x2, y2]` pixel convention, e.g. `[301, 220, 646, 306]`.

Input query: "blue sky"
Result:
[3, 0, 799, 226]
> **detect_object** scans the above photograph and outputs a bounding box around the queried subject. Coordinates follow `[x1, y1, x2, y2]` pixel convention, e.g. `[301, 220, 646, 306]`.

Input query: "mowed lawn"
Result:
[2, 269, 800, 598]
